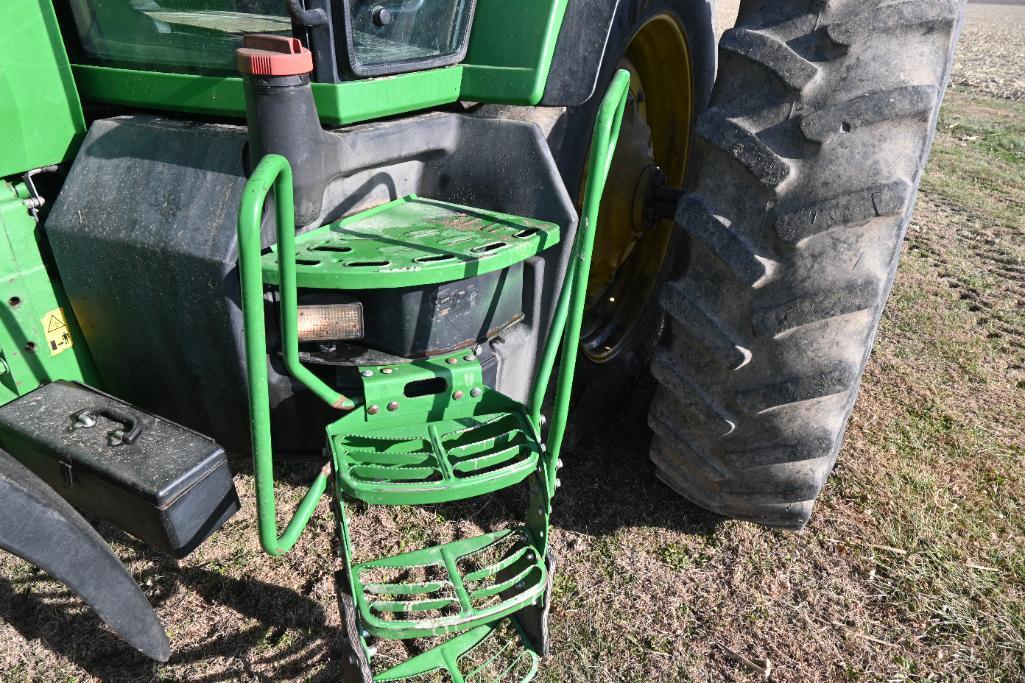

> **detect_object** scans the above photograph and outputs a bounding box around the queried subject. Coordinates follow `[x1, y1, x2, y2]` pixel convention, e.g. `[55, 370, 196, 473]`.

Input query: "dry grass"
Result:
[3, 4, 1025, 683]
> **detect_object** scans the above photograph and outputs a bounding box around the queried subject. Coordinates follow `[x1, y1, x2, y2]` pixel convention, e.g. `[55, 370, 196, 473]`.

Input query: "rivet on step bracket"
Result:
[361, 370, 373, 377]
[360, 629, 369, 639]
[387, 401, 399, 412]
[470, 387, 482, 398]
[368, 405, 380, 415]
[539, 415, 547, 426]
[446, 357, 458, 365]
[381, 368, 393, 374]
[555, 478, 562, 489]
[557, 459, 564, 469]
[453, 390, 464, 400]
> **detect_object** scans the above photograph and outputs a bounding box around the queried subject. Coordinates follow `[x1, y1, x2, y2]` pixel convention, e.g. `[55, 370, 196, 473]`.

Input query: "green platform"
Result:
[332, 408, 541, 506]
[351, 528, 547, 640]
[262, 195, 560, 290]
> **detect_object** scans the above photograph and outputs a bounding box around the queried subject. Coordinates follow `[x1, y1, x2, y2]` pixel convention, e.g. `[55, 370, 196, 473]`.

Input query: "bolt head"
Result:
[381, 367, 393, 374]
[387, 401, 399, 412]
[453, 390, 464, 400]
[463, 354, 474, 361]
[361, 370, 373, 377]
[555, 478, 562, 488]
[470, 387, 482, 398]
[446, 357, 458, 365]
[557, 459, 564, 469]
[367, 404, 380, 415]
[372, 6, 392, 26]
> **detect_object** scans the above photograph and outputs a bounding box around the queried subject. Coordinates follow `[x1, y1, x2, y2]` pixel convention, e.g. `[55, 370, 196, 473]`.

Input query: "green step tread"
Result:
[333, 410, 542, 506]
[352, 528, 546, 640]
[262, 195, 560, 290]
[374, 618, 539, 683]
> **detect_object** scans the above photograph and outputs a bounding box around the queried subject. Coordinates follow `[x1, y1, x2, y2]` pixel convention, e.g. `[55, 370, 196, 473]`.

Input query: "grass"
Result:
[2, 92, 1024, 683]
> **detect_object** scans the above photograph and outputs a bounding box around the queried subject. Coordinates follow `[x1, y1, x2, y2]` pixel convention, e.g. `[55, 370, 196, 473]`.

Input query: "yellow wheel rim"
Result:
[580, 12, 694, 363]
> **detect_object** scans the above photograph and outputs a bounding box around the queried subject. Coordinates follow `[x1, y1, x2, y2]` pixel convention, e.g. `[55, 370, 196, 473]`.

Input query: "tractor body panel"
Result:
[0, 181, 98, 405]
[59, 0, 572, 125]
[0, 0, 84, 178]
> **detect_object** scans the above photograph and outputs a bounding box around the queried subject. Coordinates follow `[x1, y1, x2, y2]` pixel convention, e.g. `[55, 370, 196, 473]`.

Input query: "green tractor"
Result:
[0, 0, 966, 678]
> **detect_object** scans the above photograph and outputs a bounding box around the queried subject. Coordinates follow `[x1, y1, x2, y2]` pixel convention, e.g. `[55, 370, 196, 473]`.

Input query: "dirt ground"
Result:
[2, 3, 1024, 682]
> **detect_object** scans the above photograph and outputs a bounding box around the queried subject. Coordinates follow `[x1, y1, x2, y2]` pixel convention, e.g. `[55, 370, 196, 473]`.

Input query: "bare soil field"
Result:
[2, 3, 1024, 682]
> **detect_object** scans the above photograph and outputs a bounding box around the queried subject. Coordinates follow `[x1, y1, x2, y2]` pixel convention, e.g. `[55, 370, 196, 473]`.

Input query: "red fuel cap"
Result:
[236, 34, 313, 76]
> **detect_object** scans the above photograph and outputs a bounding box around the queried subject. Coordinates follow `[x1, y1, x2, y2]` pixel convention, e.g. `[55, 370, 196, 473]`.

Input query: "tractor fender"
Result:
[0, 449, 170, 662]
[540, 0, 717, 108]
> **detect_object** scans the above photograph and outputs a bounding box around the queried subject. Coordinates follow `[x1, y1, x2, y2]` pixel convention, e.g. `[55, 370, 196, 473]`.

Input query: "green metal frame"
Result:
[530, 69, 631, 495]
[0, 181, 99, 406]
[236, 69, 630, 555]
[66, 0, 569, 125]
[236, 156, 358, 556]
[0, 0, 85, 179]
[347, 527, 547, 639]
[236, 70, 630, 679]
[329, 354, 543, 506]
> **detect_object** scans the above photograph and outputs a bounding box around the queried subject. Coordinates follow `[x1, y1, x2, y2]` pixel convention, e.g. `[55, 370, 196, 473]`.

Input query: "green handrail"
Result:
[528, 69, 631, 495]
[237, 154, 355, 556]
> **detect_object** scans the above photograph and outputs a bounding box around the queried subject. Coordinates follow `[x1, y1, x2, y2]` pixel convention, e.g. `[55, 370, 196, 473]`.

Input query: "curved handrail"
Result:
[237, 154, 355, 555]
[527, 69, 632, 494]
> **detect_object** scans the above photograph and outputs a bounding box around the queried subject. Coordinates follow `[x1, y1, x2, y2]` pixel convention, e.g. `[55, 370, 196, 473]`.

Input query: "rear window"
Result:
[68, 0, 291, 75]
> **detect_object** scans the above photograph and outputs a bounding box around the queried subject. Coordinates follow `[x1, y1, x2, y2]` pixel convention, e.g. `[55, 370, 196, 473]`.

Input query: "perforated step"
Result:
[351, 528, 547, 640]
[261, 195, 560, 290]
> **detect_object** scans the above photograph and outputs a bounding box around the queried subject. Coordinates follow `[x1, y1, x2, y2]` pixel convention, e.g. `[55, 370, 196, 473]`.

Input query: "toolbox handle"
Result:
[70, 407, 149, 446]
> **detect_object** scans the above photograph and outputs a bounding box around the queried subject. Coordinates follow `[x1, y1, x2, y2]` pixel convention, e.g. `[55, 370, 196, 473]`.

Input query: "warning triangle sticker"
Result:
[46, 314, 67, 333]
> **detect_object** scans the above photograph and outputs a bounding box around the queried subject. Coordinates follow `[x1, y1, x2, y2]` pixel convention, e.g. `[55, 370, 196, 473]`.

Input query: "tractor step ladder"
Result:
[236, 71, 631, 682]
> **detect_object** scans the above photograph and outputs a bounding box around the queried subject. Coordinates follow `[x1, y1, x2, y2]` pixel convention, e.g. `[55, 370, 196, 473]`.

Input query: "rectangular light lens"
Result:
[297, 303, 364, 341]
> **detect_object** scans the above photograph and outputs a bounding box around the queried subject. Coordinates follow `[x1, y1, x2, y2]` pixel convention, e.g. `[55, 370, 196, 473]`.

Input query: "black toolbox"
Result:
[0, 381, 239, 557]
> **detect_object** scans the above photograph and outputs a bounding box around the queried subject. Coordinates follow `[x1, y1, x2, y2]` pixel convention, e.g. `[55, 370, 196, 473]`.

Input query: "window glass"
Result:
[348, 0, 473, 69]
[69, 0, 291, 75]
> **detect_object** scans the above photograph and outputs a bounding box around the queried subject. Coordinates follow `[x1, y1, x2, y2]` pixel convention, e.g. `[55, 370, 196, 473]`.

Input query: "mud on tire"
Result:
[648, 0, 967, 528]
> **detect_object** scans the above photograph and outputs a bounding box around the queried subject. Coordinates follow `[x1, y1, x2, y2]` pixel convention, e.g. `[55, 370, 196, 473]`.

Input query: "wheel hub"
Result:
[580, 13, 693, 363]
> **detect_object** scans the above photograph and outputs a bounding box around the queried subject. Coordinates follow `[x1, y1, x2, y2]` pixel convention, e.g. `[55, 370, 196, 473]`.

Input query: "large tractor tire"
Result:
[648, 0, 967, 528]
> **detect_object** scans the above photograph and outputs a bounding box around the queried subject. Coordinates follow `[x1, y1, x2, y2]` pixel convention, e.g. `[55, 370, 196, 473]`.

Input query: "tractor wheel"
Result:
[477, 0, 716, 428]
[648, 0, 967, 528]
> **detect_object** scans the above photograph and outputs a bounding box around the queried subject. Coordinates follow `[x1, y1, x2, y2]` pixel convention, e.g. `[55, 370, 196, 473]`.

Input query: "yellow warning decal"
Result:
[42, 308, 73, 356]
